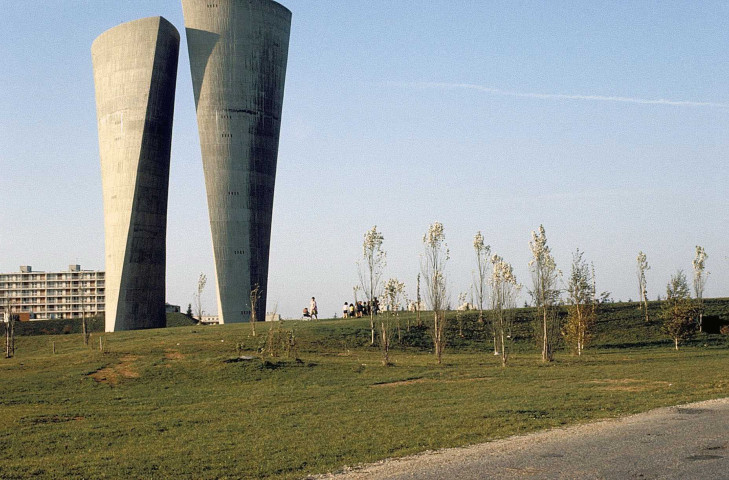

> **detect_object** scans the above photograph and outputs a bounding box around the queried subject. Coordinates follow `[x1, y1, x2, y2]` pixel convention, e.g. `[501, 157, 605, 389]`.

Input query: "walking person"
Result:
[343, 302, 349, 318]
[310, 297, 318, 320]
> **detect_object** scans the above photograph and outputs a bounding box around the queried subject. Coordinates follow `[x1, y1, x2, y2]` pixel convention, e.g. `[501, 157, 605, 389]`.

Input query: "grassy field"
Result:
[12, 312, 196, 336]
[1, 300, 728, 479]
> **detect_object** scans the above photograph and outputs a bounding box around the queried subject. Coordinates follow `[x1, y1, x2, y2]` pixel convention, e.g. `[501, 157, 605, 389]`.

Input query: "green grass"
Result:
[13, 312, 196, 336]
[1, 300, 728, 479]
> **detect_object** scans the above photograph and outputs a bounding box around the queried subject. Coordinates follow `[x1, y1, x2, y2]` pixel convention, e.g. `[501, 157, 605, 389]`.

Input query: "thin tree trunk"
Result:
[675, 337, 679, 350]
[577, 308, 583, 356]
[500, 317, 507, 367]
[542, 308, 549, 362]
[381, 320, 388, 366]
[10, 319, 14, 356]
[434, 311, 442, 364]
[416, 275, 422, 327]
[699, 312, 703, 333]
[370, 312, 375, 346]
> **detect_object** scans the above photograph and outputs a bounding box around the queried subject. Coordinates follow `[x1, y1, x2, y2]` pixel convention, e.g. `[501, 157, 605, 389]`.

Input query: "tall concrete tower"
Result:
[182, 0, 291, 324]
[92, 17, 180, 332]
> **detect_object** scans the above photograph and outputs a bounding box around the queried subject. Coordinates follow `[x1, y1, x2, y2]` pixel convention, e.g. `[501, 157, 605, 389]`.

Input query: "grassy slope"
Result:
[13, 313, 197, 336]
[1, 300, 728, 479]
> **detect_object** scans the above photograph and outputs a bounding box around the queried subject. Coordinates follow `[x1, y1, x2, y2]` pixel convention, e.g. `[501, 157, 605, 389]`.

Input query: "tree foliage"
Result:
[472, 231, 491, 324]
[692, 246, 709, 332]
[421, 222, 449, 364]
[490, 255, 521, 367]
[358, 226, 386, 346]
[529, 225, 560, 362]
[381, 278, 405, 366]
[194, 273, 207, 322]
[662, 270, 696, 350]
[636, 251, 650, 323]
[563, 249, 596, 355]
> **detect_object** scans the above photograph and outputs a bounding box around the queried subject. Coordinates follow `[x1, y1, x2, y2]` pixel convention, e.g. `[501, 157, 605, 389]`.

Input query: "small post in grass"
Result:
[52, 341, 56, 354]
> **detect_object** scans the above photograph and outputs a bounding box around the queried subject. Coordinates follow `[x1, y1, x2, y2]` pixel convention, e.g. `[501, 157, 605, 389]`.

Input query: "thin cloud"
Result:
[394, 82, 729, 110]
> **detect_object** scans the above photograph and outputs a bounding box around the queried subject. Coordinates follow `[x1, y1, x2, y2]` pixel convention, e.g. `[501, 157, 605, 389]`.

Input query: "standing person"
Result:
[310, 297, 318, 320]
[349, 302, 355, 318]
[343, 302, 349, 318]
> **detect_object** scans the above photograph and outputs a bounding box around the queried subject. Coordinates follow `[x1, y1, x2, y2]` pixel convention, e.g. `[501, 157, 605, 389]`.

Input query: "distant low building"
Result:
[165, 303, 181, 313]
[200, 315, 219, 325]
[407, 301, 426, 312]
[0, 265, 105, 320]
[198, 312, 281, 324]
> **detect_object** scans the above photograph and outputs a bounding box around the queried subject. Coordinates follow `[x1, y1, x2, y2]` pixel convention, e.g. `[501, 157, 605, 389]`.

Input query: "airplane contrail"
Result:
[393, 82, 729, 110]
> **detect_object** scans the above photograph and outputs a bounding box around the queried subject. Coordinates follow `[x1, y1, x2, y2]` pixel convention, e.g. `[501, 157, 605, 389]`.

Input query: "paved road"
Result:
[318, 398, 729, 480]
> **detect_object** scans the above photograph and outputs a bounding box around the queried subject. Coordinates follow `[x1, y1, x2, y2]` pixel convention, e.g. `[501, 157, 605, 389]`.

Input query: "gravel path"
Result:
[314, 398, 729, 479]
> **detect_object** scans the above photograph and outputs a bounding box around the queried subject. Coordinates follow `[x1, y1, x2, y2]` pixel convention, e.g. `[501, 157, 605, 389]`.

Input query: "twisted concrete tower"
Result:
[182, 0, 291, 324]
[92, 17, 179, 332]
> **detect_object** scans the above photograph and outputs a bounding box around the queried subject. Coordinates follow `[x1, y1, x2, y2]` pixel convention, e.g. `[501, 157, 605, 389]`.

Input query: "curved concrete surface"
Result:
[92, 17, 179, 332]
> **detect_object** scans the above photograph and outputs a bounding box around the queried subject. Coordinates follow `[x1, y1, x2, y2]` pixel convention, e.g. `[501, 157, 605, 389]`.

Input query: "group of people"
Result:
[343, 298, 379, 318]
[301, 296, 384, 320]
[302, 297, 318, 320]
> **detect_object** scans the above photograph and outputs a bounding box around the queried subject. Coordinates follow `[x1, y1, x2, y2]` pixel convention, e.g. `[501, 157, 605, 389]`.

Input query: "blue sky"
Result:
[1, 1, 727, 318]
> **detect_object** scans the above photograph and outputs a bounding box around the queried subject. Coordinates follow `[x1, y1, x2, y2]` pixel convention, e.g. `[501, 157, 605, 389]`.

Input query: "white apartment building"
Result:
[0, 265, 105, 320]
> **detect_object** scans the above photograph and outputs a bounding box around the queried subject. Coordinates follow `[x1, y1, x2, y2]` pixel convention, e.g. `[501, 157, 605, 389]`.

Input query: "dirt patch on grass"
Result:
[372, 376, 492, 388]
[165, 350, 184, 360]
[373, 378, 428, 388]
[89, 355, 140, 385]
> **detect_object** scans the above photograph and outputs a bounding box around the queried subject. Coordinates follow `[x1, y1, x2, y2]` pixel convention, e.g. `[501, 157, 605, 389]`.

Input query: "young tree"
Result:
[186, 304, 193, 318]
[416, 273, 422, 327]
[456, 291, 467, 337]
[4, 315, 13, 359]
[381, 278, 405, 366]
[249, 283, 262, 337]
[490, 255, 521, 367]
[194, 273, 207, 323]
[563, 249, 596, 356]
[358, 226, 386, 345]
[636, 251, 650, 323]
[81, 314, 89, 346]
[529, 225, 560, 363]
[662, 270, 696, 350]
[4, 297, 16, 359]
[692, 246, 709, 332]
[472, 231, 491, 325]
[473, 231, 497, 353]
[421, 222, 449, 364]
[353, 285, 361, 306]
